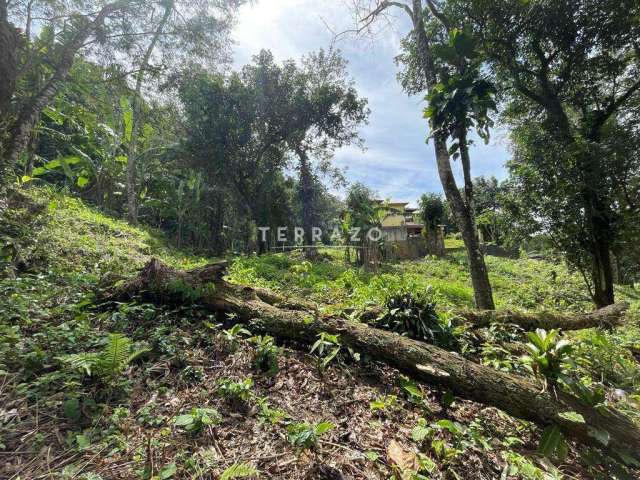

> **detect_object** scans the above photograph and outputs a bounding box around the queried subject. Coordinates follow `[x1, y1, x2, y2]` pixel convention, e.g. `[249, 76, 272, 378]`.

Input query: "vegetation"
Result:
[2, 0, 640, 478]
[1, 191, 639, 477]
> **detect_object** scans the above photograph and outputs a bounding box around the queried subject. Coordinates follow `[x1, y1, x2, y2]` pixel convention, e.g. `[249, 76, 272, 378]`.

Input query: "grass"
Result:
[227, 249, 608, 314]
[2, 187, 640, 479]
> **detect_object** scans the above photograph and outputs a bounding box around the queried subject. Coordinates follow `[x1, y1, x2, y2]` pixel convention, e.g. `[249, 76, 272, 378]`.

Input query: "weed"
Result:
[521, 329, 572, 384]
[369, 394, 399, 413]
[217, 378, 253, 410]
[256, 397, 290, 424]
[174, 407, 221, 434]
[310, 332, 341, 371]
[250, 335, 280, 375]
[221, 323, 251, 352]
[220, 462, 258, 479]
[286, 421, 334, 449]
[59, 333, 149, 383]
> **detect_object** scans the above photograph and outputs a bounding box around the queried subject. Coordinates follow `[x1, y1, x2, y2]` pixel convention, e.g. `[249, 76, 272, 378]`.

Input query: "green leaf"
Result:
[613, 449, 640, 467]
[159, 462, 177, 479]
[558, 411, 585, 424]
[364, 450, 379, 462]
[64, 398, 81, 422]
[315, 421, 334, 436]
[43, 107, 65, 125]
[411, 420, 432, 443]
[436, 419, 463, 435]
[538, 425, 562, 458]
[174, 415, 194, 427]
[587, 427, 610, 446]
[220, 463, 257, 480]
[77, 176, 89, 187]
[76, 434, 91, 450]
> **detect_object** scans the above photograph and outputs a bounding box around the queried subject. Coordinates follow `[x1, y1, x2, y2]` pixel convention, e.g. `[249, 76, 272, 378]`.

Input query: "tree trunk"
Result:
[0, 0, 19, 120]
[584, 191, 615, 308]
[1, 1, 124, 181]
[434, 136, 494, 309]
[408, 0, 495, 309]
[104, 258, 640, 459]
[357, 302, 628, 331]
[125, 1, 173, 225]
[453, 302, 628, 330]
[297, 148, 315, 250]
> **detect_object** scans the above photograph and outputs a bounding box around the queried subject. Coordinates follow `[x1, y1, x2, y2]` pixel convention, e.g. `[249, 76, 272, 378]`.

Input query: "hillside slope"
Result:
[1, 188, 639, 479]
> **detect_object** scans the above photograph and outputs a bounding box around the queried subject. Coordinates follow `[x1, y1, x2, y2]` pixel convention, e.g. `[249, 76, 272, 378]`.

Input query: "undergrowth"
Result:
[2, 187, 640, 479]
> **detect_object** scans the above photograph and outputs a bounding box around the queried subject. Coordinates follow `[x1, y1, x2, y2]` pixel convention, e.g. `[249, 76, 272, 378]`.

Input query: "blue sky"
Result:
[232, 0, 510, 205]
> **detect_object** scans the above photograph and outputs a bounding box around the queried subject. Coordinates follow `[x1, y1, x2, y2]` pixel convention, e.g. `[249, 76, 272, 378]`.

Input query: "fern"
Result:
[59, 333, 148, 380]
[220, 462, 257, 479]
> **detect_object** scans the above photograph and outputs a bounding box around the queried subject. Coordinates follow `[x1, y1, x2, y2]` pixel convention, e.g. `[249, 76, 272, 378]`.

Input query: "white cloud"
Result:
[232, 0, 509, 204]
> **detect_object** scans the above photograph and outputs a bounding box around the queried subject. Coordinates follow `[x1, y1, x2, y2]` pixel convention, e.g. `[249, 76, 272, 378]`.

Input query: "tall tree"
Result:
[1, 0, 128, 179]
[355, 0, 495, 309]
[180, 50, 367, 252]
[286, 48, 368, 248]
[454, 0, 640, 306]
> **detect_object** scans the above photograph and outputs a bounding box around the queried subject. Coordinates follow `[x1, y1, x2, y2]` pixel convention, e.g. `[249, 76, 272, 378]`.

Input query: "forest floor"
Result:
[2, 187, 640, 480]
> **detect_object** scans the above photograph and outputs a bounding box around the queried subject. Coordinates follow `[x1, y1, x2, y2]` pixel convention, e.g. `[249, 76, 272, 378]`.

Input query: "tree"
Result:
[179, 52, 301, 251]
[180, 50, 367, 253]
[344, 182, 385, 266]
[472, 176, 506, 244]
[121, 0, 242, 224]
[355, 0, 495, 309]
[419, 192, 445, 255]
[0, 0, 242, 194]
[418, 193, 444, 230]
[1, 0, 129, 181]
[286, 48, 368, 249]
[454, 0, 640, 306]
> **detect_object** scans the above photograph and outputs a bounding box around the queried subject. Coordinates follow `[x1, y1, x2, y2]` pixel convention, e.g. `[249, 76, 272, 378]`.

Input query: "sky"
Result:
[231, 0, 511, 206]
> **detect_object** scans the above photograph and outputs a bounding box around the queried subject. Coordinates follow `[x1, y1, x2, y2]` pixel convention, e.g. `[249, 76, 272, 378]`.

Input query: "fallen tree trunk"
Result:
[456, 303, 628, 330]
[357, 303, 628, 331]
[105, 259, 640, 458]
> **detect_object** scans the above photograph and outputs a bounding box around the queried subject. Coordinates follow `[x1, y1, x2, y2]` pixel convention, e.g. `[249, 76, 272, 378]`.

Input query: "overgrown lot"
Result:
[2, 189, 640, 479]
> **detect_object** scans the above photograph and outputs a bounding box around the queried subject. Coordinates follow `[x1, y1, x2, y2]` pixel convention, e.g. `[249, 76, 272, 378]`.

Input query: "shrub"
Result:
[372, 290, 459, 349]
[174, 407, 221, 434]
[59, 333, 148, 382]
[251, 335, 280, 375]
[521, 329, 572, 383]
[217, 378, 253, 410]
[286, 421, 334, 449]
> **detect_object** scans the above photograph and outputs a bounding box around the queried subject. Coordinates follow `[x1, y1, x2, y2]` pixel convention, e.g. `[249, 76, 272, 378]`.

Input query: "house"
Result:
[375, 200, 428, 259]
[377, 201, 424, 240]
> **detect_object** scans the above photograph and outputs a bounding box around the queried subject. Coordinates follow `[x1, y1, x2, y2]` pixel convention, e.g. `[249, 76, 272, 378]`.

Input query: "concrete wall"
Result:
[382, 226, 408, 242]
[384, 237, 427, 260]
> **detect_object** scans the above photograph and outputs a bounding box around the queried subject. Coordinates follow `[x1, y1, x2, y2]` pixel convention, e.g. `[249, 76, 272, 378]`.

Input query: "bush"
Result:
[372, 290, 459, 349]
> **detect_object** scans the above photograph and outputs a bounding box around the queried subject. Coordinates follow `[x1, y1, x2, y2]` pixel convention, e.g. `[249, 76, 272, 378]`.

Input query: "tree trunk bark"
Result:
[434, 136, 495, 309]
[0, 0, 19, 120]
[408, 0, 495, 309]
[104, 258, 640, 459]
[453, 302, 628, 330]
[357, 302, 628, 331]
[1, 1, 124, 181]
[585, 191, 615, 308]
[125, 1, 173, 225]
[297, 148, 315, 249]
